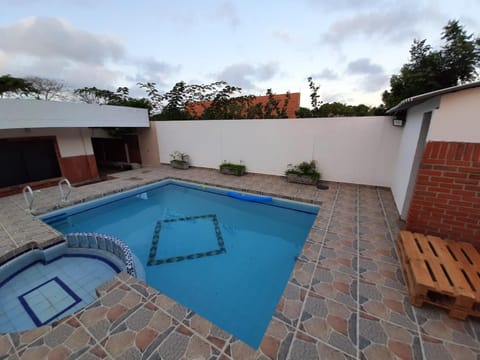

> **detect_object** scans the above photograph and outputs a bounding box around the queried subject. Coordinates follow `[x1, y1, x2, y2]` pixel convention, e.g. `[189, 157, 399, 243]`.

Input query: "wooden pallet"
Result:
[397, 231, 480, 319]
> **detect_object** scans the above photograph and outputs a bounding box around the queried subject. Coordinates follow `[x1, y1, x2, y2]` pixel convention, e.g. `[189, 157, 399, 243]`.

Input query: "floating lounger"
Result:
[227, 191, 273, 203]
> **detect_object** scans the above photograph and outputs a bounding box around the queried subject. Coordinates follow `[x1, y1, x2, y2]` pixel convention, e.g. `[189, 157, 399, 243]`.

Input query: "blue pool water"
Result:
[43, 180, 318, 348]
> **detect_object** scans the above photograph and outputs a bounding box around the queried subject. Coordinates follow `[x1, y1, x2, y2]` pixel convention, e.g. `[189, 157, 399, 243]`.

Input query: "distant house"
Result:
[388, 81, 480, 244]
[0, 99, 149, 196]
[186, 92, 300, 119]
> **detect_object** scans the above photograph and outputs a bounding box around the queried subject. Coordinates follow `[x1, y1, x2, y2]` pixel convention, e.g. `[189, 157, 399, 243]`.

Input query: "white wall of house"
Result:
[391, 97, 440, 217]
[154, 117, 402, 187]
[0, 99, 149, 129]
[0, 128, 94, 157]
[428, 87, 480, 142]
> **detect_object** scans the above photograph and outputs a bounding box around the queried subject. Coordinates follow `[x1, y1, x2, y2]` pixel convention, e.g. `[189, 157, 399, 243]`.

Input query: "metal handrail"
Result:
[23, 185, 34, 210]
[59, 178, 72, 202]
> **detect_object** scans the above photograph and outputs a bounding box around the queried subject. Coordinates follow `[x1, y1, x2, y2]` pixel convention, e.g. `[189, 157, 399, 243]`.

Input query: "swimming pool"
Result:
[42, 180, 318, 348]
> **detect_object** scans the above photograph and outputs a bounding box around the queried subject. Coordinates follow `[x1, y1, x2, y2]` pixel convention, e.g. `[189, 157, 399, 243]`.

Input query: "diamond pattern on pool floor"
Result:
[18, 276, 82, 326]
[147, 214, 226, 266]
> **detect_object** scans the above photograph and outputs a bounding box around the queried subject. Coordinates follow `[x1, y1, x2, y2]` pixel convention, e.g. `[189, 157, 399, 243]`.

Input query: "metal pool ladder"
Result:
[59, 178, 72, 202]
[23, 185, 34, 210]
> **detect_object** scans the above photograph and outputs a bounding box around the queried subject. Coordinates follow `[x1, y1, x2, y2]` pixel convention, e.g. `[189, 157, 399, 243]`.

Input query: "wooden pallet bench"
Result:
[397, 231, 480, 319]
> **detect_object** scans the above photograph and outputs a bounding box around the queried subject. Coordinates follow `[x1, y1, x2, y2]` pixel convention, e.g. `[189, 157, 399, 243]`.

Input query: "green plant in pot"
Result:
[170, 151, 190, 169]
[219, 161, 246, 176]
[285, 160, 320, 185]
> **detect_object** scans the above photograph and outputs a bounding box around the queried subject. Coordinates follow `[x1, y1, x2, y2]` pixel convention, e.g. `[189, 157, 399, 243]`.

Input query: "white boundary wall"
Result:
[155, 117, 402, 187]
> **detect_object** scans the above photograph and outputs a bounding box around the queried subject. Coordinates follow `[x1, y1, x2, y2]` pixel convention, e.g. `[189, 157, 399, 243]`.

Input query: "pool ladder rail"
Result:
[22, 185, 34, 210]
[59, 178, 72, 202]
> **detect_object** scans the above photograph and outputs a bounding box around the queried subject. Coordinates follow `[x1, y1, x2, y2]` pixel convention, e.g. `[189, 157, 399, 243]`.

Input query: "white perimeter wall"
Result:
[155, 117, 402, 187]
[0, 128, 94, 157]
[428, 87, 480, 142]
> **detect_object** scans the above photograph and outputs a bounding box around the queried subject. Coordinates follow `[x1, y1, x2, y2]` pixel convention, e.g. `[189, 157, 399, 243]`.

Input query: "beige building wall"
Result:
[138, 121, 160, 166]
[428, 87, 480, 142]
[0, 128, 94, 157]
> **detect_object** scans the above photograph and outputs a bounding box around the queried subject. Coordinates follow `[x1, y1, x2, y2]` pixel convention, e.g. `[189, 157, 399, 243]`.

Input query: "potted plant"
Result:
[170, 151, 190, 169]
[219, 161, 246, 176]
[285, 160, 321, 185]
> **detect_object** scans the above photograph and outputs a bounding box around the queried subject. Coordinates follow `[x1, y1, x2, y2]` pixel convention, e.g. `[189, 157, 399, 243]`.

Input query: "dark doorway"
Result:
[91, 135, 141, 175]
[0, 138, 61, 188]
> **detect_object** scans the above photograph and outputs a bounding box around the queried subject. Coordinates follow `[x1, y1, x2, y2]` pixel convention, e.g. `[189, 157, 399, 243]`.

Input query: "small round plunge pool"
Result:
[0, 233, 144, 333]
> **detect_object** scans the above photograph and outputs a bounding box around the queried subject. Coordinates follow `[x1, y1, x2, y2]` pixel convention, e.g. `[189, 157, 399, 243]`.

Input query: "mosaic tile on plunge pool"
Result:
[359, 280, 417, 331]
[298, 292, 357, 357]
[310, 266, 357, 309]
[359, 311, 422, 360]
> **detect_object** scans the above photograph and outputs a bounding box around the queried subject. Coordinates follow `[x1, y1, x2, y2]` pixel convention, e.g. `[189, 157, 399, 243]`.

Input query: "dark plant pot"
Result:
[286, 173, 318, 185]
[220, 167, 245, 176]
[170, 160, 190, 169]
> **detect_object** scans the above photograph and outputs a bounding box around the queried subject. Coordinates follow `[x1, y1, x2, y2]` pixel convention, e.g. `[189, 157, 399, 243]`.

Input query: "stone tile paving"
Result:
[0, 165, 479, 359]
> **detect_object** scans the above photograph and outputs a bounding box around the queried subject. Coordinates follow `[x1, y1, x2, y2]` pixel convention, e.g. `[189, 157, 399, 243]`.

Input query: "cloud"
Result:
[347, 58, 383, 75]
[129, 57, 181, 86]
[344, 58, 389, 92]
[215, 1, 240, 29]
[215, 62, 279, 90]
[0, 17, 124, 64]
[272, 30, 293, 43]
[322, 10, 421, 45]
[311, 69, 339, 80]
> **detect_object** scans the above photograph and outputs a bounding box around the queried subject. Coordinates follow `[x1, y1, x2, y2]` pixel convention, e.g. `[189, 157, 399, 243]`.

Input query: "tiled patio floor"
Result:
[1, 165, 479, 359]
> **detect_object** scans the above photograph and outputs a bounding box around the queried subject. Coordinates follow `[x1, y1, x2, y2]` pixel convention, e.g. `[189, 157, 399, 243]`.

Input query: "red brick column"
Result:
[406, 141, 480, 245]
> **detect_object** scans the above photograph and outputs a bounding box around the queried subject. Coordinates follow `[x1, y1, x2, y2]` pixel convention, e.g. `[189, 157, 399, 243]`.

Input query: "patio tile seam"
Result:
[285, 183, 341, 360]
[0, 221, 18, 248]
[376, 187, 427, 360]
[295, 327, 358, 359]
[147, 304, 227, 354]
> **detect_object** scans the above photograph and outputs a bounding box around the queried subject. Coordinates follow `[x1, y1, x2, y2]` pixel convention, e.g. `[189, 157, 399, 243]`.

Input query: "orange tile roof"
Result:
[186, 92, 300, 119]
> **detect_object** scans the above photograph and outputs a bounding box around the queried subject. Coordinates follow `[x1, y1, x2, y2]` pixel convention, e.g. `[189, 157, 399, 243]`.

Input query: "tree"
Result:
[0, 74, 37, 98]
[74, 86, 118, 104]
[382, 20, 480, 109]
[26, 76, 64, 100]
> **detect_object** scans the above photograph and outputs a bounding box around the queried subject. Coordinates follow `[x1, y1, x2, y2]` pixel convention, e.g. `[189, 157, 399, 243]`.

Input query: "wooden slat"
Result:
[397, 231, 480, 319]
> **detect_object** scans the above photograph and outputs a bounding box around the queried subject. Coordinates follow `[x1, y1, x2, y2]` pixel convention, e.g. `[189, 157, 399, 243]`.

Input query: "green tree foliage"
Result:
[74, 86, 152, 112]
[142, 81, 291, 120]
[0, 74, 37, 98]
[382, 20, 480, 109]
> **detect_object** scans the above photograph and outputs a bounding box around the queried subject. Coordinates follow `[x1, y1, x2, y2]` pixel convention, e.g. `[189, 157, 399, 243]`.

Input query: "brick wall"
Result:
[406, 141, 480, 245]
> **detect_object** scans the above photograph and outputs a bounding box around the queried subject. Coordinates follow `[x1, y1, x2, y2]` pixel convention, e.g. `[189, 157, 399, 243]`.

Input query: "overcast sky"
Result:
[0, 0, 479, 107]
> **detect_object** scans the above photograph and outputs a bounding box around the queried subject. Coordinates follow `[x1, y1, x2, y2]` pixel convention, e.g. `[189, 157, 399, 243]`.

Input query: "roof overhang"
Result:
[0, 99, 149, 130]
[386, 81, 480, 114]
